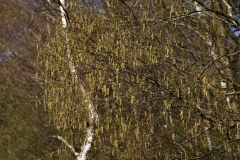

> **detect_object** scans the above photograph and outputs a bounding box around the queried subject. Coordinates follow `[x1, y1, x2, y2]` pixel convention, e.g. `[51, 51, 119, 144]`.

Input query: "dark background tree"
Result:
[0, 0, 75, 159]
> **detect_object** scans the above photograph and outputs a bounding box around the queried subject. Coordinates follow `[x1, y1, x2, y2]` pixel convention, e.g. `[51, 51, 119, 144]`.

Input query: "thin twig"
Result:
[200, 50, 240, 75]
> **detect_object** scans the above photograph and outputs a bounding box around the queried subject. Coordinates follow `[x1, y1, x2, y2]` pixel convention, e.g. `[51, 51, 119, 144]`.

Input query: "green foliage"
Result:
[38, 0, 240, 159]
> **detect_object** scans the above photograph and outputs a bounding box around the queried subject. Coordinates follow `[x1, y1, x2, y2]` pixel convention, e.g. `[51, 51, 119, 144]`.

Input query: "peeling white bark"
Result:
[221, 80, 227, 88]
[55, 1, 98, 159]
[222, 0, 233, 17]
[77, 128, 94, 160]
[59, 0, 67, 28]
[193, 1, 203, 12]
[205, 127, 212, 151]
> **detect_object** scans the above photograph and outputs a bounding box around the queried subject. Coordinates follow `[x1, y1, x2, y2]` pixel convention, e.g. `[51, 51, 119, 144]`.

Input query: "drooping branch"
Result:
[52, 134, 94, 160]
[52, 135, 76, 154]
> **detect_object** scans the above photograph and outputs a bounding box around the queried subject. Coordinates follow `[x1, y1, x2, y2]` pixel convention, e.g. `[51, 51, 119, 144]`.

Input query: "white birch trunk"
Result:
[54, 1, 98, 159]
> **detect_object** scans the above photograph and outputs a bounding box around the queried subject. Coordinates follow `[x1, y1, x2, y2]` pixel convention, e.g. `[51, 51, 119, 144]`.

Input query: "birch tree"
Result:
[38, 0, 98, 159]
[38, 0, 240, 159]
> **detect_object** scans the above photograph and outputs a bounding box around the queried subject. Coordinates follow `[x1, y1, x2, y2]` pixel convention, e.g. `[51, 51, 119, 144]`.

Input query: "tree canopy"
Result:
[1, 0, 240, 159]
[37, 0, 240, 159]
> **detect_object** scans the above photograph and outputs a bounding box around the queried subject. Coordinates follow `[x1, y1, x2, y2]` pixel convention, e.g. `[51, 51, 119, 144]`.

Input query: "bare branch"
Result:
[52, 135, 76, 153]
[200, 50, 240, 75]
[190, 138, 240, 160]
[225, 91, 240, 96]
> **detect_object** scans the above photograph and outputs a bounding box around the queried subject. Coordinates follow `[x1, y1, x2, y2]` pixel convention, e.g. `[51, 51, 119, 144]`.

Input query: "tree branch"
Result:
[52, 135, 76, 153]
[190, 138, 240, 159]
[200, 50, 240, 75]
